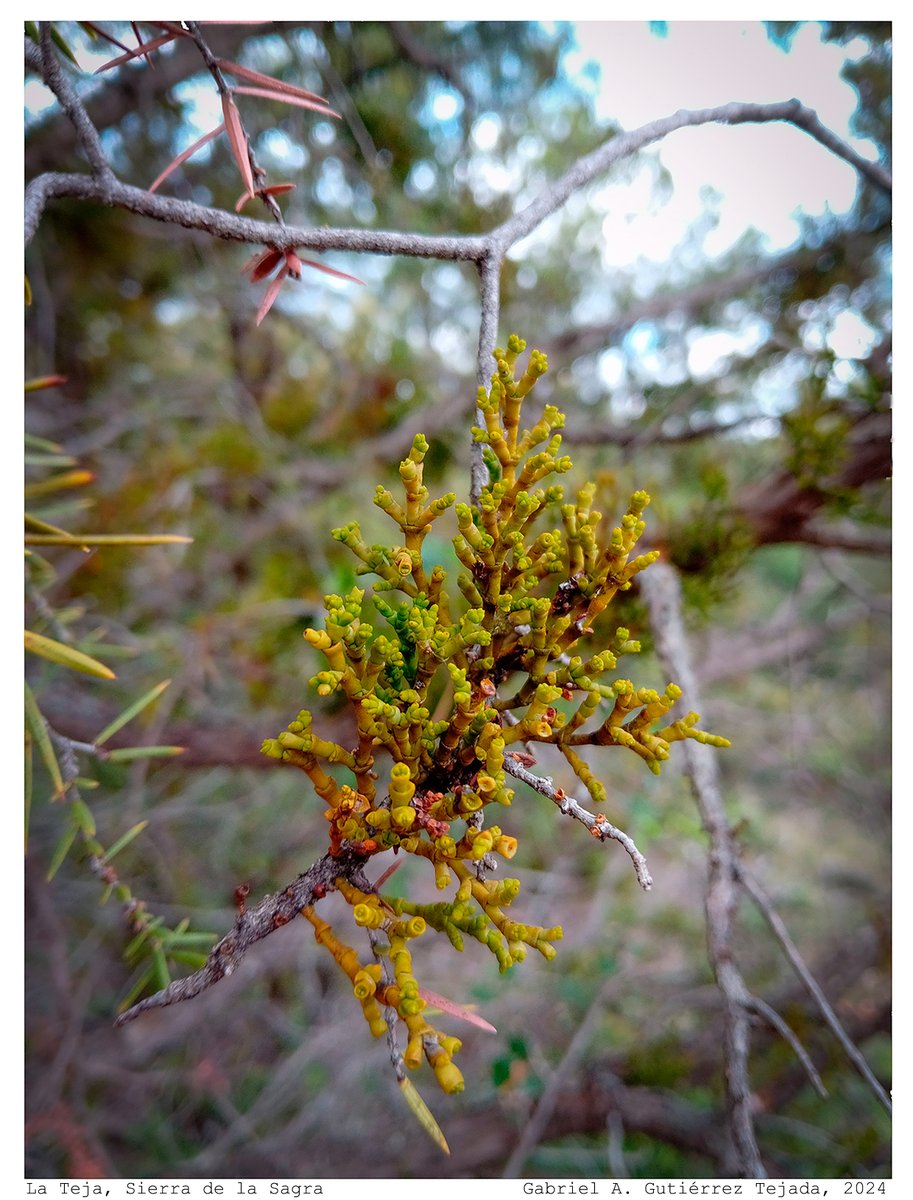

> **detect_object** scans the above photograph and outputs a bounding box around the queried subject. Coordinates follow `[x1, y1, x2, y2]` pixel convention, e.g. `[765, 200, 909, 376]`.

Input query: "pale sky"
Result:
[565, 21, 871, 256]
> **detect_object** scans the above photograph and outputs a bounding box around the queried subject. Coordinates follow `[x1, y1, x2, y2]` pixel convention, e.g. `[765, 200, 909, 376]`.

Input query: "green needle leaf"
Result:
[151, 946, 171, 991]
[50, 25, 81, 66]
[168, 950, 210, 969]
[25, 630, 116, 679]
[106, 745, 185, 762]
[124, 919, 164, 962]
[25, 470, 94, 499]
[165, 931, 218, 949]
[95, 679, 172, 746]
[25, 452, 78, 467]
[47, 823, 78, 880]
[117, 964, 155, 1014]
[102, 821, 149, 864]
[24, 682, 64, 798]
[25, 510, 78, 539]
[71, 797, 96, 836]
[398, 1077, 450, 1155]
[24, 533, 192, 546]
[24, 378, 67, 397]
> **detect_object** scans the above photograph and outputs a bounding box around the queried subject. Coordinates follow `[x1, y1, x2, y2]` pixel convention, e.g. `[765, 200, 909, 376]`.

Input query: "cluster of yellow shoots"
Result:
[262, 336, 728, 1101]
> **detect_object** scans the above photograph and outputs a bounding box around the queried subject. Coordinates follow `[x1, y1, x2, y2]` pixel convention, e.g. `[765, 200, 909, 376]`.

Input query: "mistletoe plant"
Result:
[118, 336, 728, 1148]
[266, 340, 726, 1097]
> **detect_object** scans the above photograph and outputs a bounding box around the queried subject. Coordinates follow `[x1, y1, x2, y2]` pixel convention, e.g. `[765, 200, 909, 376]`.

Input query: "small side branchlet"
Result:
[264, 335, 728, 1117]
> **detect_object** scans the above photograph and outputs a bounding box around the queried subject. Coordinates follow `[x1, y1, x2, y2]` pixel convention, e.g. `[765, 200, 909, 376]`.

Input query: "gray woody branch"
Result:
[738, 865, 891, 1116]
[640, 560, 764, 1178]
[114, 847, 372, 1027]
[26, 90, 891, 254]
[27, 42, 891, 508]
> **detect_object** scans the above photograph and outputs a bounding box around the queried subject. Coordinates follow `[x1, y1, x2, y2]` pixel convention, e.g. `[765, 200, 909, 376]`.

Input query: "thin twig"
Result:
[26, 24, 277, 179]
[606, 1110, 629, 1179]
[37, 24, 115, 185]
[25, 576, 72, 644]
[738, 865, 891, 1116]
[818, 552, 893, 611]
[784, 523, 892, 556]
[502, 754, 653, 890]
[319, 53, 380, 167]
[744, 995, 828, 1099]
[26, 95, 890, 253]
[490, 99, 890, 255]
[368, 927, 403, 1079]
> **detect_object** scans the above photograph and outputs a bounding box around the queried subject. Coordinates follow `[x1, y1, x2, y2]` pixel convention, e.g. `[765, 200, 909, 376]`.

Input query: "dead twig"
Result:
[745, 995, 828, 1100]
[502, 755, 653, 890]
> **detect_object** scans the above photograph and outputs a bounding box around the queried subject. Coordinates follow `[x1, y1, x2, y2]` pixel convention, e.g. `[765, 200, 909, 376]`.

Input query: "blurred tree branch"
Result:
[551, 222, 890, 362]
[642, 559, 890, 1176]
[642, 560, 765, 1176]
[738, 865, 891, 1115]
[387, 21, 474, 111]
[25, 22, 279, 177]
[735, 407, 891, 550]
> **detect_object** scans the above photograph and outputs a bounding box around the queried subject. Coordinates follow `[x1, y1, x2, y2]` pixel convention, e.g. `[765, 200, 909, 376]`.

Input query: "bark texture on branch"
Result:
[114, 848, 371, 1026]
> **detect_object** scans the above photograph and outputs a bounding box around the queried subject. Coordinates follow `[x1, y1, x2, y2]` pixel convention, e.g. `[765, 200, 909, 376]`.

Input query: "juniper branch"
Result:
[26, 71, 891, 259]
[24, 171, 489, 257]
[114, 848, 372, 1027]
[489, 99, 890, 255]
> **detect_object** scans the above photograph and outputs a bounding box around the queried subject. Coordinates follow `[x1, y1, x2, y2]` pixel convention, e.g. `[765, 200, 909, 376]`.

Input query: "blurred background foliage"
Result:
[25, 20, 890, 1179]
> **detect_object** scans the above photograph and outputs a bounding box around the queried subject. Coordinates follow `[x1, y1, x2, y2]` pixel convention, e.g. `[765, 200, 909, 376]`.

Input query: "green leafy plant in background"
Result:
[24, 376, 217, 1003]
